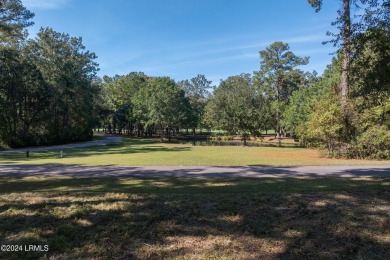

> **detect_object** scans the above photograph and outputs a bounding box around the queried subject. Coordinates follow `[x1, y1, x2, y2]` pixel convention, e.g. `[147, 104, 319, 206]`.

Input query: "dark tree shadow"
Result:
[0, 138, 192, 162]
[0, 177, 389, 259]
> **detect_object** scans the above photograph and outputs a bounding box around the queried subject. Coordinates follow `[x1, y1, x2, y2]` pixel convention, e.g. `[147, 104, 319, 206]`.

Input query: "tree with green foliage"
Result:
[102, 72, 149, 135]
[133, 77, 191, 142]
[307, 0, 387, 137]
[349, 125, 390, 159]
[178, 74, 212, 134]
[25, 27, 99, 144]
[298, 92, 344, 155]
[351, 28, 390, 127]
[346, 24, 390, 159]
[308, 0, 353, 113]
[291, 37, 390, 159]
[0, 0, 34, 44]
[0, 47, 51, 146]
[282, 71, 320, 137]
[284, 56, 341, 142]
[204, 74, 265, 145]
[254, 41, 308, 138]
[0, 0, 38, 146]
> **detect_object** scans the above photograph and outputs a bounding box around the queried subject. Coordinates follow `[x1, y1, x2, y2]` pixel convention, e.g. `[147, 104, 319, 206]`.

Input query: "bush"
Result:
[347, 126, 390, 159]
[208, 135, 233, 141]
[296, 95, 343, 153]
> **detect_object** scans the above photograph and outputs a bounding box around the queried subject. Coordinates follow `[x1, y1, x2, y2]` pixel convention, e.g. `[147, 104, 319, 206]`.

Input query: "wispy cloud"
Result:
[129, 52, 258, 75]
[166, 42, 267, 62]
[23, 0, 72, 10]
[285, 34, 328, 44]
[165, 33, 327, 63]
[294, 48, 331, 56]
[98, 26, 335, 80]
[185, 53, 258, 66]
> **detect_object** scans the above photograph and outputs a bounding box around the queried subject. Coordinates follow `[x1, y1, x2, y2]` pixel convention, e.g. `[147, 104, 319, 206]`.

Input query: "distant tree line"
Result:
[1, 0, 389, 160]
[96, 73, 211, 142]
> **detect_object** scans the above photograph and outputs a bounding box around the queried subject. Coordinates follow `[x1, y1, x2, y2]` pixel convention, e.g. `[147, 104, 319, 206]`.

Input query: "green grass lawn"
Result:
[0, 177, 389, 259]
[0, 138, 389, 166]
[2, 139, 388, 259]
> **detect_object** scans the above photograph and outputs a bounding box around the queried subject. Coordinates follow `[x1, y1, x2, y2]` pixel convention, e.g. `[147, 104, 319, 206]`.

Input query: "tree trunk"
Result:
[160, 125, 164, 142]
[341, 0, 350, 112]
[276, 78, 281, 138]
[341, 0, 351, 140]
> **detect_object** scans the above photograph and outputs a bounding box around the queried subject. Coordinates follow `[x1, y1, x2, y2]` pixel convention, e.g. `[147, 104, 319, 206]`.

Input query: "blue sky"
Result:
[23, 0, 344, 84]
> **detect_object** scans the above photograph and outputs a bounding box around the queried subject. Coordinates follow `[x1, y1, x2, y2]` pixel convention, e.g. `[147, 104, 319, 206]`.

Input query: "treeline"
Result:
[96, 73, 211, 141]
[1, 0, 389, 160]
[0, 0, 99, 147]
[97, 32, 389, 160]
[96, 42, 312, 144]
[290, 0, 390, 159]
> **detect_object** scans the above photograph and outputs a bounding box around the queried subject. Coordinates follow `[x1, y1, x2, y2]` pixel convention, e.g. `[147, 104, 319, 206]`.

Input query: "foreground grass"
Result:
[0, 138, 389, 166]
[0, 177, 389, 259]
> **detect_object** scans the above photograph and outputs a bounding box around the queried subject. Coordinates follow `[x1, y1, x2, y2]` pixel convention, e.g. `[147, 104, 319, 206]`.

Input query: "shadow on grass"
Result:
[0, 165, 389, 179]
[0, 176, 389, 194]
[0, 138, 192, 162]
[0, 177, 389, 259]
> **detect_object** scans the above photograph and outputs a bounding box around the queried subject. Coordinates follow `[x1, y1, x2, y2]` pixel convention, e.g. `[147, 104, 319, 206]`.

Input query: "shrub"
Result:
[297, 95, 343, 154]
[222, 135, 233, 141]
[347, 126, 390, 159]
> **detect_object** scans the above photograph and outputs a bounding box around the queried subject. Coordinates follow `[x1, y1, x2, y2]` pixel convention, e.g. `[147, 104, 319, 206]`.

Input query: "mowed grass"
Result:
[0, 177, 389, 259]
[0, 138, 389, 166]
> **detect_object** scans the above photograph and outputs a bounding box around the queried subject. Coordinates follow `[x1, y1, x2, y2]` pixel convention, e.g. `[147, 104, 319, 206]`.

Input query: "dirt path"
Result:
[0, 165, 389, 178]
[0, 136, 122, 154]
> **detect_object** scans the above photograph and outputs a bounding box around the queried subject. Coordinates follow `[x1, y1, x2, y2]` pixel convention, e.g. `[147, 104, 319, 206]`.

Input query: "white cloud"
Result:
[23, 0, 71, 9]
[294, 48, 330, 55]
[285, 34, 328, 44]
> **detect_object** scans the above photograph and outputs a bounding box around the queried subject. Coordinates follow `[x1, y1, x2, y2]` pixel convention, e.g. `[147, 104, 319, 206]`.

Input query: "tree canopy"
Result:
[204, 74, 265, 145]
[254, 41, 308, 137]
